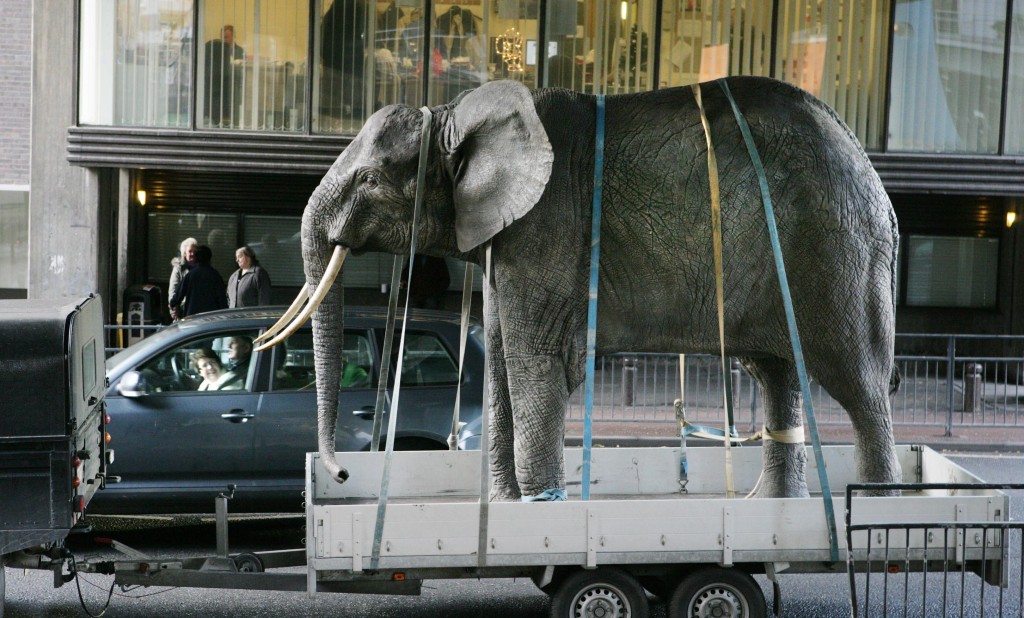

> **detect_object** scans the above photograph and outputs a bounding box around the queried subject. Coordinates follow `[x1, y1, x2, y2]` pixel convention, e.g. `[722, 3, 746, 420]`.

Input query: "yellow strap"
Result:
[761, 426, 805, 444]
[692, 83, 735, 498]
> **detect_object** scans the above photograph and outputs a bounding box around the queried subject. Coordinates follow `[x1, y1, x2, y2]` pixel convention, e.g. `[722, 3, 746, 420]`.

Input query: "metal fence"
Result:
[566, 334, 1024, 435]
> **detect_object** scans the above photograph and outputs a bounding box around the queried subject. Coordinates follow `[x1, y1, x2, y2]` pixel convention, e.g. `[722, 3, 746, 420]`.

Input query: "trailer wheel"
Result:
[233, 553, 264, 573]
[668, 567, 765, 618]
[548, 568, 649, 618]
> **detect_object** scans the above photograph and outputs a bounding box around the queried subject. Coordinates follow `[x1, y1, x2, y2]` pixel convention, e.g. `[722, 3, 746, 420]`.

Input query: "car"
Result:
[92, 305, 485, 514]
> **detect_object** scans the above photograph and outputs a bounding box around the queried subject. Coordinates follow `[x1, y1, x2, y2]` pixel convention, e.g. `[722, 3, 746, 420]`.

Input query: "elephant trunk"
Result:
[302, 203, 350, 484]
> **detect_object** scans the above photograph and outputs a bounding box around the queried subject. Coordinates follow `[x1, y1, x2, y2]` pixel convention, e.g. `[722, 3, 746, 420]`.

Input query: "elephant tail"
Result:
[889, 365, 902, 396]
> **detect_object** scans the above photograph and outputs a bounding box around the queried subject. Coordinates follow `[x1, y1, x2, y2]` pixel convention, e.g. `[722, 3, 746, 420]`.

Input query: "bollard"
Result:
[963, 362, 983, 413]
[622, 357, 636, 406]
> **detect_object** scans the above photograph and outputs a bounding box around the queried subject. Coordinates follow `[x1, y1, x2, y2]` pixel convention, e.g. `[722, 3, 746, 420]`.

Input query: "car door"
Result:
[252, 328, 379, 497]
[104, 330, 261, 508]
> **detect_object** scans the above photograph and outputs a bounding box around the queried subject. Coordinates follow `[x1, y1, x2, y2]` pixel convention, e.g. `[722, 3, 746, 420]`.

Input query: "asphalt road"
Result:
[4, 451, 1022, 617]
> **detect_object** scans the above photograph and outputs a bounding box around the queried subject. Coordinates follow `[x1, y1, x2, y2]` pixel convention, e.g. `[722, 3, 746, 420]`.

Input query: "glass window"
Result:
[137, 330, 258, 392]
[198, 0, 309, 131]
[242, 215, 303, 286]
[400, 332, 459, 386]
[1005, 2, 1024, 153]
[888, 0, 1007, 153]
[271, 330, 374, 391]
[315, 0, 376, 133]
[148, 212, 239, 284]
[905, 235, 999, 308]
[79, 0, 194, 128]
[0, 190, 28, 293]
[774, 0, 890, 150]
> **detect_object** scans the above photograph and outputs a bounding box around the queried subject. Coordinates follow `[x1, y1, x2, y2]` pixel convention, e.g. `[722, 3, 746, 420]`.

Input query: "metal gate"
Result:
[845, 482, 1024, 617]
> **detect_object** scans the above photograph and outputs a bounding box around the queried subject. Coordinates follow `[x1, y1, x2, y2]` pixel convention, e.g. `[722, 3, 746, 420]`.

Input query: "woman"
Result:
[168, 237, 198, 320]
[191, 347, 243, 391]
[227, 246, 272, 308]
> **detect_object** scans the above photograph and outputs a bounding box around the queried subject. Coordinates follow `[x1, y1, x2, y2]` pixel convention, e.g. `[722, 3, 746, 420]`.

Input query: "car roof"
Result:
[106, 305, 481, 378]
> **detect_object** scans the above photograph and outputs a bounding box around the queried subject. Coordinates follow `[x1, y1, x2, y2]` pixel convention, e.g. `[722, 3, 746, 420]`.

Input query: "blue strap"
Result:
[581, 94, 605, 502]
[717, 79, 838, 562]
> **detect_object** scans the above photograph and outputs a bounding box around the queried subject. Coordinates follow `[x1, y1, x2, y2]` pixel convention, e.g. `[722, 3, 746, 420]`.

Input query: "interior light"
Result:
[1007, 211, 1017, 228]
[621, 0, 628, 20]
[137, 190, 146, 206]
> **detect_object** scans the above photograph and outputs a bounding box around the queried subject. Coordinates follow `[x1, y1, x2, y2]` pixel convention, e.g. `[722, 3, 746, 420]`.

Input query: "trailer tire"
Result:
[233, 553, 264, 573]
[548, 567, 649, 618]
[668, 567, 765, 618]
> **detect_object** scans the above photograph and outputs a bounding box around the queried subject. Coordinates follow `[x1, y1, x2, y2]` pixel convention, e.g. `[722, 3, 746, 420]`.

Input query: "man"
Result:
[220, 335, 253, 390]
[204, 25, 245, 126]
[168, 245, 227, 317]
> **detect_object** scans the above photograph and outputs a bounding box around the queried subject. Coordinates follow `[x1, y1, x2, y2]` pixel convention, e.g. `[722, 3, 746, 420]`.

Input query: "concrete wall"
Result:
[29, 0, 113, 305]
[0, 0, 31, 186]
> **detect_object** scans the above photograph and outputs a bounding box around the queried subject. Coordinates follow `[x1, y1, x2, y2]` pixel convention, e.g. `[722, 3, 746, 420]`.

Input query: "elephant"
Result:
[265, 76, 902, 501]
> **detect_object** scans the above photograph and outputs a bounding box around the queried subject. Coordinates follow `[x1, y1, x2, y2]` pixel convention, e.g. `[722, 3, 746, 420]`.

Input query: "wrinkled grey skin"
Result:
[303, 77, 901, 499]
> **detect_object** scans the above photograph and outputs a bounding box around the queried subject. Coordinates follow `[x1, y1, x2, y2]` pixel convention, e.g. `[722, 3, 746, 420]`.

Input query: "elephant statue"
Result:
[267, 76, 901, 501]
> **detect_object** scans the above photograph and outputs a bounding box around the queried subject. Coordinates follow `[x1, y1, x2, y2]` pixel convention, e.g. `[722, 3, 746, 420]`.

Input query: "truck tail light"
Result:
[105, 432, 111, 444]
[73, 496, 85, 513]
[105, 412, 111, 425]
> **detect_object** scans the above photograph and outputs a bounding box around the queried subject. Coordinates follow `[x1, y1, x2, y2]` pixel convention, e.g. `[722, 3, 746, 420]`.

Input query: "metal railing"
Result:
[566, 334, 1024, 435]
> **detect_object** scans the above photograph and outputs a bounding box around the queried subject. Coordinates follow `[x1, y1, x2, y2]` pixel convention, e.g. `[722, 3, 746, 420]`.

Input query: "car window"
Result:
[271, 330, 374, 392]
[400, 332, 460, 386]
[135, 330, 258, 393]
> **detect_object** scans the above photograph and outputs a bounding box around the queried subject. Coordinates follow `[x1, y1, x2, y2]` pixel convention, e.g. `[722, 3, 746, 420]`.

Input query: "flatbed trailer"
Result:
[60, 443, 1017, 617]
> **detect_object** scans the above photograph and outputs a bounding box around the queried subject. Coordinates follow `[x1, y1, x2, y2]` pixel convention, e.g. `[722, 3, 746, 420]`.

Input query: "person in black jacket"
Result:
[169, 245, 227, 317]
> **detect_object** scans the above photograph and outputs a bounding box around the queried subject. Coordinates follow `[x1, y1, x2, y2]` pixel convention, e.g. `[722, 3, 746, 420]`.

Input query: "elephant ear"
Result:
[446, 81, 553, 252]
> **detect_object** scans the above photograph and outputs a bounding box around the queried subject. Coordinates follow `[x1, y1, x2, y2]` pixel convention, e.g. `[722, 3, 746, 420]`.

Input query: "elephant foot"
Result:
[489, 486, 522, 502]
[753, 441, 809, 498]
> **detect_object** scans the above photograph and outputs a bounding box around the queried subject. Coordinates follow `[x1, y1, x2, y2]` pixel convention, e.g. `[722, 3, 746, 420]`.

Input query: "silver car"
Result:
[93, 306, 484, 514]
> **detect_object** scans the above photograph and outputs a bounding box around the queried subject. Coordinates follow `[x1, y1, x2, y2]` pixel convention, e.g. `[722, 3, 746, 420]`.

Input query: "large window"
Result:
[79, 0, 194, 127]
[0, 189, 28, 295]
[1005, 1, 1024, 154]
[904, 235, 999, 308]
[889, 0, 1007, 153]
[198, 0, 309, 130]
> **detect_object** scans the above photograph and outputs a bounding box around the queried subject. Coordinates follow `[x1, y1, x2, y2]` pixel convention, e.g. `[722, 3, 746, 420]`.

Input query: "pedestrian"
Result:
[227, 246, 272, 308]
[168, 237, 198, 320]
[169, 245, 227, 317]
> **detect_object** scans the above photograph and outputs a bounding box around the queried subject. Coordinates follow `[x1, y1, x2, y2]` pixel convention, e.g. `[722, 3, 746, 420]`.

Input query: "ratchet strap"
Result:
[692, 83, 738, 499]
[477, 243, 493, 566]
[447, 262, 476, 450]
[371, 256, 403, 451]
[715, 78, 839, 562]
[370, 106, 433, 569]
[580, 93, 606, 502]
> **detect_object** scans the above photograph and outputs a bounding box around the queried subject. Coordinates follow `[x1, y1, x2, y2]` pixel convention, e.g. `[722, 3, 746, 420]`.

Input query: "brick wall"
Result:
[0, 0, 32, 186]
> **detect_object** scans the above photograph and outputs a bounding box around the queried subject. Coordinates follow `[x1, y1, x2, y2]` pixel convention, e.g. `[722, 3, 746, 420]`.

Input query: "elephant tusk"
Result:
[254, 245, 348, 352]
[254, 282, 309, 344]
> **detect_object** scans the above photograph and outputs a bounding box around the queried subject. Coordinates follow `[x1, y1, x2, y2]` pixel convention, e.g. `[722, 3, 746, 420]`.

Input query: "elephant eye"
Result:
[364, 173, 379, 190]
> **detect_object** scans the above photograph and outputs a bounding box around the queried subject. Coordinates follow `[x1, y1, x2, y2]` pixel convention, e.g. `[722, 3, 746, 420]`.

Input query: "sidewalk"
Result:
[566, 420, 1024, 453]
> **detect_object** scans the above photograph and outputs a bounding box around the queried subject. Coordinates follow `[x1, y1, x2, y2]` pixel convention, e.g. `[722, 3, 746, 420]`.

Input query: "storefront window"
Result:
[775, 0, 890, 150]
[79, 0, 194, 128]
[888, 0, 1007, 153]
[1004, 2, 1024, 154]
[0, 190, 28, 294]
[148, 212, 239, 284]
[905, 235, 999, 308]
[198, 0, 309, 131]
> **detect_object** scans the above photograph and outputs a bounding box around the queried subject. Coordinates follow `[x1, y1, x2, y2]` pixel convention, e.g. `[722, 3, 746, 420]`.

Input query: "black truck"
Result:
[0, 295, 112, 611]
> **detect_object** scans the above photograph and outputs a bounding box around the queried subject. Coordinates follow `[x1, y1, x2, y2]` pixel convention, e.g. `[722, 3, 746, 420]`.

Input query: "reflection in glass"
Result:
[889, 0, 1006, 153]
[1005, 2, 1024, 153]
[198, 0, 309, 131]
[79, 0, 194, 127]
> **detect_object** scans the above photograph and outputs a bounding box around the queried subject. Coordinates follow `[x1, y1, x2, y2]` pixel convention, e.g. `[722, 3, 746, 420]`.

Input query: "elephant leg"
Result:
[484, 289, 521, 501]
[814, 363, 902, 495]
[739, 356, 809, 498]
[505, 353, 568, 499]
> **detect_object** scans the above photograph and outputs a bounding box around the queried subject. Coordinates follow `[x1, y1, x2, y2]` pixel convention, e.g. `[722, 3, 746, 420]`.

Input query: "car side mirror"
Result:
[117, 370, 151, 398]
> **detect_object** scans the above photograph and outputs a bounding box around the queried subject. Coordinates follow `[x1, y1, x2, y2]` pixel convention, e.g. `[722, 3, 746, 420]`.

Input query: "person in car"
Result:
[192, 347, 243, 391]
[223, 336, 252, 385]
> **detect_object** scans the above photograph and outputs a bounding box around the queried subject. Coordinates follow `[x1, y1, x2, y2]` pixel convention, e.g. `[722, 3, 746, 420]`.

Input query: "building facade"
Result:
[27, 0, 1024, 335]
